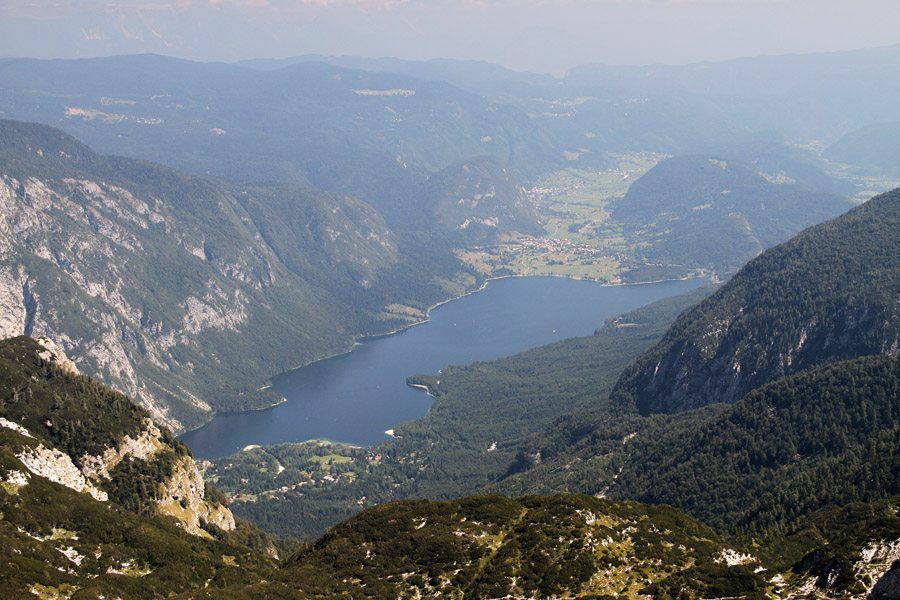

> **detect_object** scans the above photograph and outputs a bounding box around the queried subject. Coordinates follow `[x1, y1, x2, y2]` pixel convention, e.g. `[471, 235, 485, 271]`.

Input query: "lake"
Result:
[180, 276, 708, 459]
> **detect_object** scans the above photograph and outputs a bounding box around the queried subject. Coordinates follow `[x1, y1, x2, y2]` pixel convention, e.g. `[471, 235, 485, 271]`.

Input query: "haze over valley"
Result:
[2, 2, 900, 598]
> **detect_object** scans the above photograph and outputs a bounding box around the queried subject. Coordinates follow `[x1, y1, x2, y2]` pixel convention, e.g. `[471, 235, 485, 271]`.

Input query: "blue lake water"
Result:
[180, 276, 707, 459]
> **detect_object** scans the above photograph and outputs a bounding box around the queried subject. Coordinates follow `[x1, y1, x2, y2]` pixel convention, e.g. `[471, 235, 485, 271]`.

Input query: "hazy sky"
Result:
[2, 0, 899, 73]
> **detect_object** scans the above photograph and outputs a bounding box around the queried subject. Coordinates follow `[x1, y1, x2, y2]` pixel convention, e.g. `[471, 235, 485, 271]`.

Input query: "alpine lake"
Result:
[181, 276, 708, 459]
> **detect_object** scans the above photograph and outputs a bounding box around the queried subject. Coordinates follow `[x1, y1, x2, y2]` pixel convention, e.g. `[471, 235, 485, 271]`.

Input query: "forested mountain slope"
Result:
[0, 336, 239, 532]
[0, 120, 483, 431]
[610, 351, 900, 531]
[0, 335, 280, 598]
[611, 187, 900, 415]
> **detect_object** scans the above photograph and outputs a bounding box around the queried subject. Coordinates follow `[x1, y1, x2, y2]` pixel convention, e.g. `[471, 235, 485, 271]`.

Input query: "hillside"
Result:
[189, 494, 772, 600]
[0, 336, 285, 598]
[608, 351, 900, 532]
[611, 154, 852, 273]
[423, 155, 543, 244]
[354, 153, 542, 244]
[0, 119, 483, 431]
[5, 333, 900, 597]
[0, 335, 279, 599]
[712, 133, 857, 195]
[611, 187, 900, 415]
[0, 336, 235, 534]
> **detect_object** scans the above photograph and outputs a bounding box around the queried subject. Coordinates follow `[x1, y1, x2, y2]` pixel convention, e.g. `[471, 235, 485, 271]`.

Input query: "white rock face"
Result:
[0, 417, 34, 438]
[181, 292, 247, 335]
[714, 548, 757, 566]
[35, 336, 81, 375]
[16, 443, 108, 502]
[0, 266, 27, 338]
[157, 455, 236, 536]
[80, 419, 165, 480]
[78, 415, 236, 537]
[856, 539, 900, 594]
[6, 411, 234, 538]
[4, 469, 30, 487]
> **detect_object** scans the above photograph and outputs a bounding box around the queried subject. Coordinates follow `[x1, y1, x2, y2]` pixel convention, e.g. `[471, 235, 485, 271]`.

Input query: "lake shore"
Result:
[180, 275, 711, 459]
[182, 272, 713, 438]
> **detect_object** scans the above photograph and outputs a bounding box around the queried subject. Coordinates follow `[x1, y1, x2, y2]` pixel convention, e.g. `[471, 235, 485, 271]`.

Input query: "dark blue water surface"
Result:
[181, 276, 707, 459]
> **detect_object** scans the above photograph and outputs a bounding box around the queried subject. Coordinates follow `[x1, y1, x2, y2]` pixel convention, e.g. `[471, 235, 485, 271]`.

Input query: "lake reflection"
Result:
[180, 276, 707, 458]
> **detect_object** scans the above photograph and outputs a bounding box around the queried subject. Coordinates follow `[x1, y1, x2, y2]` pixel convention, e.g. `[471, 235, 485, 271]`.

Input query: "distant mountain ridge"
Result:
[0, 54, 564, 183]
[3, 47, 900, 195]
[612, 154, 852, 273]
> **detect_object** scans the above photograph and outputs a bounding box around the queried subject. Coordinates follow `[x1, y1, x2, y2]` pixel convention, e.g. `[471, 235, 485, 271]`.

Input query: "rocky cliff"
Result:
[0, 119, 409, 432]
[0, 336, 234, 536]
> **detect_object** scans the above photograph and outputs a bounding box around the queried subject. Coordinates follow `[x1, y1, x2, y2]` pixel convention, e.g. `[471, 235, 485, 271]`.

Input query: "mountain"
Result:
[611, 187, 900, 415]
[611, 154, 852, 274]
[4, 48, 900, 197]
[235, 55, 557, 95]
[0, 55, 564, 183]
[824, 121, 900, 175]
[196, 493, 772, 600]
[0, 119, 483, 432]
[0, 336, 287, 598]
[712, 133, 858, 196]
[565, 45, 900, 143]
[609, 351, 900, 532]
[419, 155, 543, 245]
[239, 47, 900, 163]
[0, 336, 235, 533]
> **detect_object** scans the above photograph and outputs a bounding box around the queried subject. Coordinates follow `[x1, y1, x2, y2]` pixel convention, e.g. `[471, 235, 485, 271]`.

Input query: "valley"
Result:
[458, 153, 663, 282]
[182, 276, 708, 459]
[458, 149, 889, 284]
[2, 42, 900, 599]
